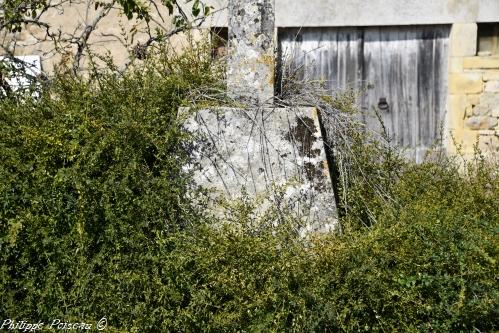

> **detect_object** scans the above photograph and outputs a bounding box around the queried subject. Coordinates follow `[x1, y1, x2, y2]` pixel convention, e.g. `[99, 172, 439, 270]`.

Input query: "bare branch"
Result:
[72, 1, 115, 74]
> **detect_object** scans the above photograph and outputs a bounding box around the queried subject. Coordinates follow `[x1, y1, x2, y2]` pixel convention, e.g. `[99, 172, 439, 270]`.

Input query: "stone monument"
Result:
[184, 0, 338, 231]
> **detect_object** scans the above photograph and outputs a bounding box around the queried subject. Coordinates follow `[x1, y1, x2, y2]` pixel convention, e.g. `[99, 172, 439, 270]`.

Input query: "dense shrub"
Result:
[0, 47, 222, 329]
[137, 158, 497, 332]
[0, 46, 497, 332]
[307, 158, 499, 332]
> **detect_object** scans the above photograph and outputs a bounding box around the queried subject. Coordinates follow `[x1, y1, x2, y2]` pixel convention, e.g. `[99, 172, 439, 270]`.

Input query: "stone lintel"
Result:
[463, 56, 499, 69]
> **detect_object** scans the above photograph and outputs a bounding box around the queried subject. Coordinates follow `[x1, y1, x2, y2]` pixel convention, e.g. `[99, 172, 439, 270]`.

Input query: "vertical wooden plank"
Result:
[362, 27, 385, 135]
[278, 25, 450, 161]
[433, 26, 450, 150]
[278, 27, 363, 92]
[405, 28, 419, 151]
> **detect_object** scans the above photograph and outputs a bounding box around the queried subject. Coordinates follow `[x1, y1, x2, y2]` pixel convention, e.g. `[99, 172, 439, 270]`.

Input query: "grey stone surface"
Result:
[183, 107, 338, 232]
[227, 0, 275, 105]
[472, 92, 499, 118]
[203, 0, 499, 27]
[478, 0, 499, 23]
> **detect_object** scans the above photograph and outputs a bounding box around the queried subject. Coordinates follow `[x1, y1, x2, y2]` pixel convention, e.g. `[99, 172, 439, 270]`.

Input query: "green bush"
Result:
[0, 46, 497, 332]
[307, 157, 499, 332]
[0, 46, 222, 329]
[137, 158, 498, 332]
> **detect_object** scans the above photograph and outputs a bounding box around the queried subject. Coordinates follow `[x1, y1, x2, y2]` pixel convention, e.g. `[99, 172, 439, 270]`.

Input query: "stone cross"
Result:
[227, 0, 275, 105]
[182, 0, 338, 233]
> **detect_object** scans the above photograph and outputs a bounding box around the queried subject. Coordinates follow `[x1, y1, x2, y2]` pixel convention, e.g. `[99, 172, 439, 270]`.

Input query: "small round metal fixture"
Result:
[378, 97, 389, 111]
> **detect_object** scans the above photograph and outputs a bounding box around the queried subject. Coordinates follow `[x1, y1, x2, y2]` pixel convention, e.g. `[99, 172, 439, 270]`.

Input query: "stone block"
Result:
[492, 106, 499, 118]
[449, 23, 477, 57]
[472, 105, 490, 116]
[483, 70, 499, 81]
[447, 94, 467, 128]
[448, 94, 467, 112]
[467, 94, 481, 106]
[480, 92, 499, 107]
[446, 129, 480, 156]
[449, 57, 464, 73]
[463, 56, 499, 69]
[183, 106, 338, 232]
[465, 116, 498, 130]
[478, 135, 499, 153]
[484, 80, 499, 92]
[449, 73, 483, 94]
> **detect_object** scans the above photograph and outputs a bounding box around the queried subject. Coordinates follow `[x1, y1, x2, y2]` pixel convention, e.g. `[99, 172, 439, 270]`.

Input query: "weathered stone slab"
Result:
[183, 107, 338, 232]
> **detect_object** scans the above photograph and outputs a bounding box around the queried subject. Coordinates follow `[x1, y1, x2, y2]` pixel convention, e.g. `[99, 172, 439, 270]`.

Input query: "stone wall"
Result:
[1, 0, 194, 73]
[447, 23, 499, 156]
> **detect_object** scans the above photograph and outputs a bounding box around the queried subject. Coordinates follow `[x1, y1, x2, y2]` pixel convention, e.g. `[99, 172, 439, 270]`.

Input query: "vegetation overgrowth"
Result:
[0, 44, 498, 332]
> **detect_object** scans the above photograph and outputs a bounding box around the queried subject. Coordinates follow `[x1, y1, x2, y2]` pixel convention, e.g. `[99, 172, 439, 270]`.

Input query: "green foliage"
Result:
[307, 157, 499, 332]
[0, 46, 222, 330]
[0, 0, 48, 32]
[0, 45, 497, 332]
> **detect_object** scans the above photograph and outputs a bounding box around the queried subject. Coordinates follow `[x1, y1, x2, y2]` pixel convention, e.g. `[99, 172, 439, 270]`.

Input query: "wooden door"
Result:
[278, 26, 450, 162]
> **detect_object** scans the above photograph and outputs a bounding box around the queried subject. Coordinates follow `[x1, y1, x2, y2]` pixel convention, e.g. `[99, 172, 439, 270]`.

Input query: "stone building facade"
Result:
[1, 0, 180, 73]
[204, 0, 499, 158]
[448, 23, 499, 156]
[4, 0, 499, 158]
